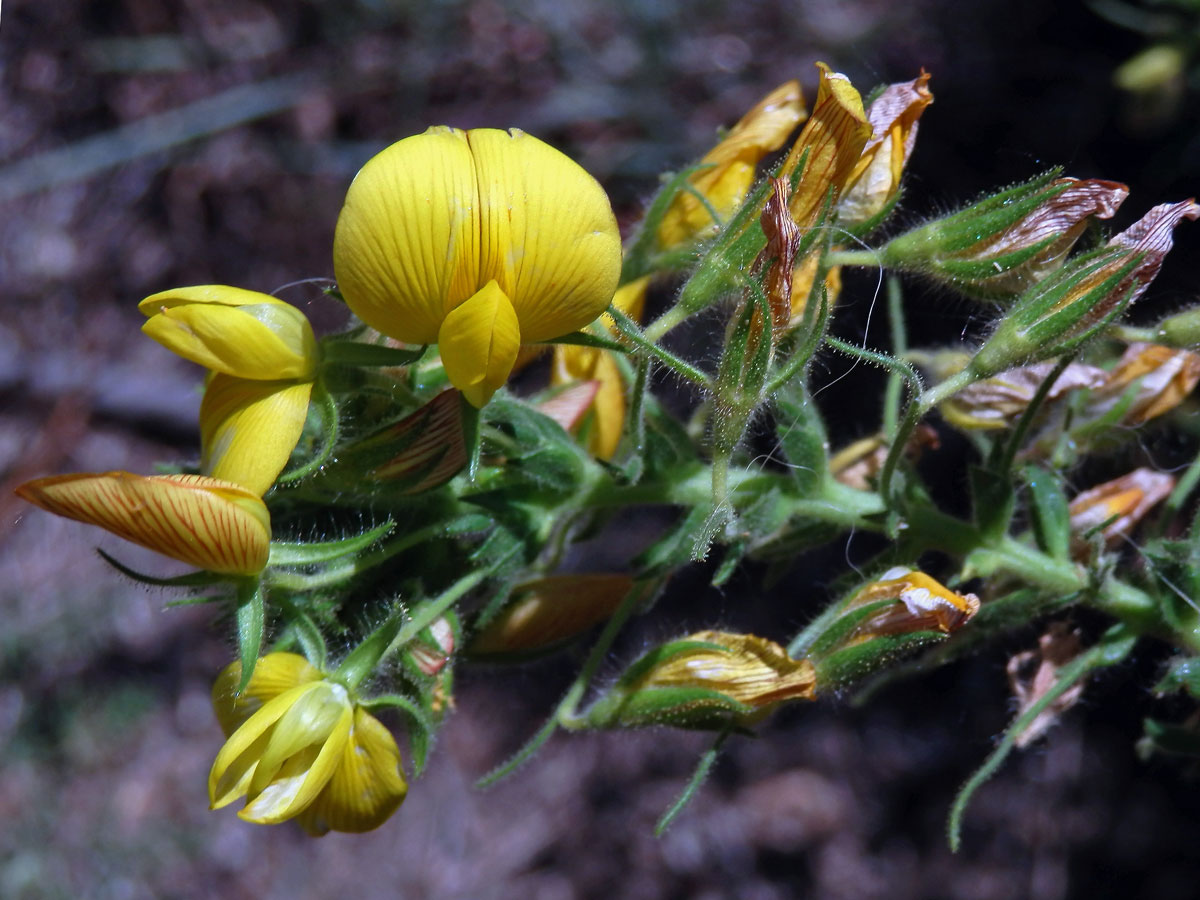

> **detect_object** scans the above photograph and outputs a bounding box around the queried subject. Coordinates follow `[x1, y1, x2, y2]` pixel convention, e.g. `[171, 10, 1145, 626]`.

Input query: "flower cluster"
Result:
[15, 60, 1200, 846]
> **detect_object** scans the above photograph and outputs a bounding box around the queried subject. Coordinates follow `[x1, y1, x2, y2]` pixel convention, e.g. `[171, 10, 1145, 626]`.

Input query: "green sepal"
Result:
[1025, 465, 1071, 559]
[320, 339, 427, 368]
[813, 631, 946, 689]
[584, 684, 756, 731]
[969, 465, 1015, 541]
[235, 579, 265, 692]
[336, 606, 407, 690]
[268, 519, 395, 566]
[1156, 305, 1200, 349]
[621, 161, 714, 280]
[537, 331, 627, 353]
[361, 693, 436, 776]
[274, 595, 328, 670]
[96, 549, 225, 587]
[1153, 657, 1200, 697]
[773, 379, 829, 495]
[655, 733, 729, 836]
[633, 505, 712, 577]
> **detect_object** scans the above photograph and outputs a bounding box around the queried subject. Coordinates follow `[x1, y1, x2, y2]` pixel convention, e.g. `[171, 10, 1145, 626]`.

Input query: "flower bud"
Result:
[469, 574, 633, 658]
[1068, 468, 1174, 551]
[882, 176, 1128, 299]
[839, 567, 980, 644]
[829, 425, 938, 490]
[971, 200, 1200, 377]
[1156, 306, 1200, 349]
[584, 631, 816, 730]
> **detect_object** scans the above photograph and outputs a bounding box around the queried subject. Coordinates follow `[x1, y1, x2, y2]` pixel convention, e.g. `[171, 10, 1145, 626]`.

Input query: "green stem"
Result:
[643, 304, 691, 344]
[608, 304, 711, 387]
[827, 248, 883, 268]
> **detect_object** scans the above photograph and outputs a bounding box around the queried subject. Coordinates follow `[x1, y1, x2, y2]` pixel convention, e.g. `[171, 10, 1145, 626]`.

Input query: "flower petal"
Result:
[15, 472, 270, 575]
[209, 682, 320, 809]
[239, 702, 353, 825]
[295, 707, 409, 835]
[333, 127, 482, 344]
[141, 289, 317, 380]
[200, 375, 314, 495]
[248, 682, 350, 801]
[438, 280, 521, 408]
[211, 653, 324, 737]
[780, 63, 871, 231]
[466, 128, 621, 342]
[583, 350, 626, 460]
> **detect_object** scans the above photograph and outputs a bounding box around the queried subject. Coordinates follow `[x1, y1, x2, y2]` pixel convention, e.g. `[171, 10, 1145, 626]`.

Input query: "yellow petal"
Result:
[248, 682, 350, 800]
[140, 287, 317, 380]
[584, 351, 626, 460]
[200, 375, 314, 495]
[780, 63, 871, 231]
[15, 472, 270, 575]
[211, 653, 324, 737]
[334, 127, 481, 344]
[296, 707, 408, 835]
[239, 701, 353, 825]
[438, 280, 521, 408]
[606, 274, 651, 326]
[658, 81, 807, 248]
[209, 682, 321, 809]
[467, 128, 621, 342]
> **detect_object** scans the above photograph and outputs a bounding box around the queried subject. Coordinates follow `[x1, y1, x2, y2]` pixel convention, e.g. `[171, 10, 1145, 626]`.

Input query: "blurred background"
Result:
[4, 0, 1200, 897]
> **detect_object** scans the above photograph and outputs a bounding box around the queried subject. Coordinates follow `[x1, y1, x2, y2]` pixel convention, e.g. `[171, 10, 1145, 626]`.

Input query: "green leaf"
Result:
[655, 732, 729, 836]
[537, 331, 627, 353]
[321, 340, 427, 368]
[235, 581, 265, 691]
[362, 693, 437, 775]
[969, 465, 1015, 541]
[269, 519, 395, 566]
[1025, 465, 1070, 559]
[1138, 717, 1200, 760]
[773, 379, 829, 494]
[96, 549, 225, 587]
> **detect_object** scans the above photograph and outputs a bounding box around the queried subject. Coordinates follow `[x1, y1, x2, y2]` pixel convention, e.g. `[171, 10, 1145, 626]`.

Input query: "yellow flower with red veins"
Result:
[333, 127, 622, 408]
[139, 285, 319, 495]
[209, 653, 408, 835]
[657, 80, 807, 249]
[550, 276, 650, 459]
[15, 472, 270, 575]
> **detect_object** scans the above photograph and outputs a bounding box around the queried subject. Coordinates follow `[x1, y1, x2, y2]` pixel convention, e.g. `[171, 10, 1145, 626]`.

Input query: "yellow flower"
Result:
[550, 276, 649, 459]
[209, 653, 408, 835]
[15, 472, 270, 575]
[139, 285, 319, 495]
[333, 126, 622, 408]
[657, 81, 807, 249]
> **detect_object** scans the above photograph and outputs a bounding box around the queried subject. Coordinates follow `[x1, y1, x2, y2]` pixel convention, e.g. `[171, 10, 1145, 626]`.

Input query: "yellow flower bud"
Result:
[15, 471, 270, 575]
[333, 127, 622, 407]
[209, 653, 408, 835]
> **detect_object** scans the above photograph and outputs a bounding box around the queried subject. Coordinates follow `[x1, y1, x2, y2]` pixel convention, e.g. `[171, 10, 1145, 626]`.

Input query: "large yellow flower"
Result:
[15, 471, 270, 575]
[139, 285, 319, 495]
[209, 653, 408, 835]
[333, 126, 622, 408]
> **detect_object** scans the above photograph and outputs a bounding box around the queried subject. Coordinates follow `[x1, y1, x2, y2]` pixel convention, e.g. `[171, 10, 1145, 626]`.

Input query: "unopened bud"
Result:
[1086, 343, 1200, 425]
[1068, 468, 1174, 552]
[882, 175, 1128, 299]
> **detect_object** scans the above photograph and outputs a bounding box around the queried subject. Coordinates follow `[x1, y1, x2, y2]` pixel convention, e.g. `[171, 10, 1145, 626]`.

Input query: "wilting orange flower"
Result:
[931, 355, 1107, 430]
[469, 574, 634, 657]
[843, 567, 980, 643]
[778, 63, 871, 232]
[15, 472, 270, 575]
[1068, 468, 1175, 550]
[657, 81, 806, 249]
[630, 631, 817, 710]
[837, 71, 933, 228]
[828, 426, 939, 490]
[1087, 342, 1200, 425]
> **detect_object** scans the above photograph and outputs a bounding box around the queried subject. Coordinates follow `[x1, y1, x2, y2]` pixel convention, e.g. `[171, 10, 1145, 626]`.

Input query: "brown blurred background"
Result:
[4, 1, 1200, 897]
